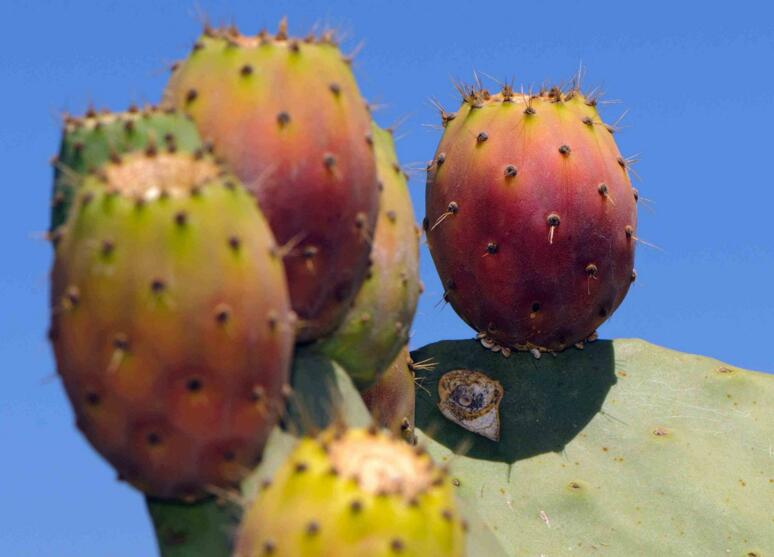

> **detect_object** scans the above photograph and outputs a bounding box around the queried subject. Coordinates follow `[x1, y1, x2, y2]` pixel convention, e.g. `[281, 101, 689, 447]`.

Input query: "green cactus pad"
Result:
[51, 107, 201, 230]
[411, 338, 774, 556]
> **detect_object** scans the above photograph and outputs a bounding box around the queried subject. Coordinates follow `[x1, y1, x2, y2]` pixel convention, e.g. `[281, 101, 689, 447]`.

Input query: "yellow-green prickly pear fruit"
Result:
[50, 149, 294, 500]
[235, 428, 466, 557]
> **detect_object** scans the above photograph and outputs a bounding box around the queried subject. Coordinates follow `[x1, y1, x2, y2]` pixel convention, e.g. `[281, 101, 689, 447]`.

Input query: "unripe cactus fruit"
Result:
[361, 347, 416, 440]
[50, 150, 294, 499]
[317, 124, 420, 386]
[51, 106, 201, 231]
[426, 86, 637, 352]
[163, 20, 379, 342]
[235, 428, 466, 557]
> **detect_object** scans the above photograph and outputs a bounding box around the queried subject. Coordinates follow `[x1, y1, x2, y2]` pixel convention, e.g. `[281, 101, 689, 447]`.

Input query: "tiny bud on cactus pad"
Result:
[361, 346, 416, 439]
[163, 20, 379, 341]
[50, 151, 293, 499]
[235, 427, 465, 557]
[317, 124, 420, 386]
[426, 85, 637, 352]
[51, 106, 201, 231]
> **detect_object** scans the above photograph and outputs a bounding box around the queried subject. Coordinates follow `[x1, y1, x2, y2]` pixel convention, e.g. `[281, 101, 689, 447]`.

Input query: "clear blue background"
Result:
[2, 1, 772, 554]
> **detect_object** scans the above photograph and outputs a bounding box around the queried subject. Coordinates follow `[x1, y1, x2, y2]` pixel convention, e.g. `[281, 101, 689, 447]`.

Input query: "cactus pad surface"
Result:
[411, 338, 773, 556]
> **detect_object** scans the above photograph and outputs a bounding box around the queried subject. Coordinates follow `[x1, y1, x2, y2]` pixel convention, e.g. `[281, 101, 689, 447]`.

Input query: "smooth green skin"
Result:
[411, 339, 773, 557]
[52, 111, 201, 230]
[147, 347, 503, 557]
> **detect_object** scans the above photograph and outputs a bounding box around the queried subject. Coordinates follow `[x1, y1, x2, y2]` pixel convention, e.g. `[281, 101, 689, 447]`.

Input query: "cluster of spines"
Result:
[430, 80, 640, 180]
[170, 18, 357, 78]
[426, 83, 640, 260]
[50, 104, 207, 232]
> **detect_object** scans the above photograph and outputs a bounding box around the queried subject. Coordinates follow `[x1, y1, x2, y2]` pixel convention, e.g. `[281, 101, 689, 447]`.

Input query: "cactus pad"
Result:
[411, 338, 773, 556]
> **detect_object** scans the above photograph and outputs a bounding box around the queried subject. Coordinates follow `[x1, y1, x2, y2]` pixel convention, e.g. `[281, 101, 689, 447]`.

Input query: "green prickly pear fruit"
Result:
[235, 427, 466, 557]
[163, 20, 380, 342]
[318, 123, 420, 387]
[361, 347, 415, 440]
[50, 149, 294, 499]
[51, 106, 201, 231]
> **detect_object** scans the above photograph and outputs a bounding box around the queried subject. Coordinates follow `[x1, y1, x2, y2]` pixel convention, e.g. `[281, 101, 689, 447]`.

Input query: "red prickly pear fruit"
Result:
[361, 347, 415, 440]
[426, 85, 637, 352]
[163, 20, 379, 342]
[50, 151, 294, 499]
[317, 123, 420, 386]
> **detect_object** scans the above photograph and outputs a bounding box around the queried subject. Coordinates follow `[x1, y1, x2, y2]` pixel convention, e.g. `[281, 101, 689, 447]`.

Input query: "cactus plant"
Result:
[317, 123, 421, 387]
[50, 149, 294, 499]
[410, 338, 774, 556]
[425, 85, 637, 353]
[235, 426, 466, 557]
[41, 16, 774, 557]
[163, 20, 380, 342]
[51, 106, 201, 231]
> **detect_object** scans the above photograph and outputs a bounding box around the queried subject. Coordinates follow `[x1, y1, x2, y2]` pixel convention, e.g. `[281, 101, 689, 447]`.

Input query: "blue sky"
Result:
[1, 1, 772, 554]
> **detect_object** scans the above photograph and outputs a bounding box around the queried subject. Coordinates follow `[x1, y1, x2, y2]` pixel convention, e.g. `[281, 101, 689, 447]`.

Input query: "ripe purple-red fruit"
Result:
[426, 85, 637, 352]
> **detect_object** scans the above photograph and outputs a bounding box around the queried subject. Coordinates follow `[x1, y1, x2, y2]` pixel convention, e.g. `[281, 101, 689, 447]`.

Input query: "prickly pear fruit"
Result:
[50, 150, 294, 499]
[235, 427, 465, 557]
[163, 20, 379, 342]
[318, 124, 420, 386]
[426, 85, 637, 352]
[361, 347, 415, 439]
[51, 106, 201, 230]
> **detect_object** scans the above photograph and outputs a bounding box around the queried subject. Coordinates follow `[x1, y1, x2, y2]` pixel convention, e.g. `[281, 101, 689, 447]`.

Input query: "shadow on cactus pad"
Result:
[412, 339, 616, 463]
